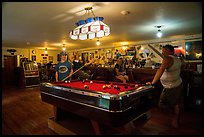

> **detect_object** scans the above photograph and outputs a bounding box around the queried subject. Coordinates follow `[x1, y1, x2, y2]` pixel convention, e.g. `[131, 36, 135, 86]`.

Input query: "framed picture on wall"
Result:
[106, 53, 112, 59]
[32, 55, 36, 61]
[90, 53, 94, 60]
[49, 56, 53, 62]
[185, 40, 202, 60]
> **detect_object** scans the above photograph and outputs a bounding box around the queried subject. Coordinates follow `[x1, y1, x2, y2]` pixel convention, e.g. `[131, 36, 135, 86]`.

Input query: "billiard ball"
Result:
[116, 87, 120, 90]
[102, 85, 107, 89]
[107, 85, 111, 88]
[84, 85, 89, 89]
[114, 85, 118, 89]
[90, 81, 93, 84]
[68, 80, 71, 83]
[124, 85, 128, 89]
[82, 80, 85, 83]
[65, 81, 67, 83]
[135, 84, 139, 88]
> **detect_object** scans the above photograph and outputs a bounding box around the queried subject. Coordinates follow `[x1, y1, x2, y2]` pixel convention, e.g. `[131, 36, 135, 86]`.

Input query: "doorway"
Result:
[3, 55, 15, 88]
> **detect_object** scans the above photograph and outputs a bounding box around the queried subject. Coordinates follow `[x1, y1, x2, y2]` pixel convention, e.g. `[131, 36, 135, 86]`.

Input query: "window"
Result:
[185, 40, 202, 60]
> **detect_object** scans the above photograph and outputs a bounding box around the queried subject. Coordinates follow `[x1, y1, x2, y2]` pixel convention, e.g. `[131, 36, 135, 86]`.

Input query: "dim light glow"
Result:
[122, 46, 128, 50]
[195, 53, 202, 58]
[120, 42, 129, 45]
[62, 47, 66, 51]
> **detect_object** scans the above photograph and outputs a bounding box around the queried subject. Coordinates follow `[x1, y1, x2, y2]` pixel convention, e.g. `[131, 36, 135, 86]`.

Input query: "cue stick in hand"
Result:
[61, 59, 95, 81]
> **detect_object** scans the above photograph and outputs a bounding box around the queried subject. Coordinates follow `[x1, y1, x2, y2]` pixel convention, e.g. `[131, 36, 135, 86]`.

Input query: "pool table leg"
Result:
[53, 106, 58, 121]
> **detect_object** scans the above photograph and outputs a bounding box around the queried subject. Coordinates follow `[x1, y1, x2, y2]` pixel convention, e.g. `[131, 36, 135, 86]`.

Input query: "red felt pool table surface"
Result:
[50, 80, 138, 95]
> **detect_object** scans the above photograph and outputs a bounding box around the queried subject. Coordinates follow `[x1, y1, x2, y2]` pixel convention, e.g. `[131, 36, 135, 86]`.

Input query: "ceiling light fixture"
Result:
[62, 39, 66, 51]
[96, 39, 100, 46]
[62, 44, 66, 51]
[70, 7, 110, 40]
[120, 10, 130, 15]
[155, 25, 164, 38]
[45, 48, 48, 54]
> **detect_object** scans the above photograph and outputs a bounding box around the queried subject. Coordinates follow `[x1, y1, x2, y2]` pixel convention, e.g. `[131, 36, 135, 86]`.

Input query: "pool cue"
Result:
[61, 59, 95, 81]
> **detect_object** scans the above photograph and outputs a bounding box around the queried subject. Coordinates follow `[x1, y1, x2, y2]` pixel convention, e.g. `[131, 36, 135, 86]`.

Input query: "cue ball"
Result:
[65, 81, 67, 83]
[90, 81, 93, 84]
[68, 80, 71, 83]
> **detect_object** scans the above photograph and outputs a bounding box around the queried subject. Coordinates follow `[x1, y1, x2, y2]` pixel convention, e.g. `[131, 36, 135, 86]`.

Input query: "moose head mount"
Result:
[7, 49, 17, 55]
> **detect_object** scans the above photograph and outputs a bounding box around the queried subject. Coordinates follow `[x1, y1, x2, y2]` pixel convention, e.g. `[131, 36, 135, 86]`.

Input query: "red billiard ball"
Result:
[90, 81, 93, 84]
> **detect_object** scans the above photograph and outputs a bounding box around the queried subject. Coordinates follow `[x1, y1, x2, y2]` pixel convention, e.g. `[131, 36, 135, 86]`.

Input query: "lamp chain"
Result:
[91, 9, 96, 18]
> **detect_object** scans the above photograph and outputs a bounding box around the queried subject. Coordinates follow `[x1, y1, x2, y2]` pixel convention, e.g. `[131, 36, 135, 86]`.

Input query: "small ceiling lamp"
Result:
[62, 38, 66, 51]
[155, 25, 164, 38]
[62, 44, 66, 51]
[62, 46, 66, 51]
[70, 7, 110, 40]
[96, 39, 100, 46]
[45, 48, 48, 54]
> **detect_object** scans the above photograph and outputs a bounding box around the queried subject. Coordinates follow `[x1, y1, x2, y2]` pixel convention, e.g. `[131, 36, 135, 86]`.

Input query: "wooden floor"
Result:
[2, 86, 203, 135]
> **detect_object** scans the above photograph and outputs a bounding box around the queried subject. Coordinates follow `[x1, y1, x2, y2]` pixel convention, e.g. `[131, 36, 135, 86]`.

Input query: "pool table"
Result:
[40, 79, 154, 130]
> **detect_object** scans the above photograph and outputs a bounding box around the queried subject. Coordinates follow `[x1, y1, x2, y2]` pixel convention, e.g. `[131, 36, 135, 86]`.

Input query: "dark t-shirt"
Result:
[55, 61, 73, 81]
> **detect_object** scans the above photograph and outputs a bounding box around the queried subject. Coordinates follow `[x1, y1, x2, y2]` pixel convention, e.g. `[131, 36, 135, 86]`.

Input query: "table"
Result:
[40, 79, 154, 134]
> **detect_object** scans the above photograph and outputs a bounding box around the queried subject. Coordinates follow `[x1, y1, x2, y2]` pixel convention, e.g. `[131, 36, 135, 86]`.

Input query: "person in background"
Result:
[115, 49, 121, 58]
[146, 44, 183, 128]
[46, 61, 55, 82]
[72, 58, 92, 80]
[55, 51, 73, 81]
[114, 58, 129, 83]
